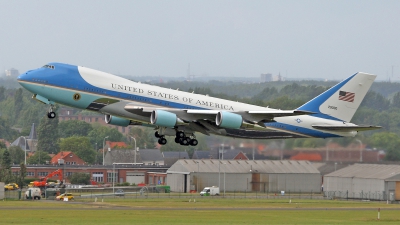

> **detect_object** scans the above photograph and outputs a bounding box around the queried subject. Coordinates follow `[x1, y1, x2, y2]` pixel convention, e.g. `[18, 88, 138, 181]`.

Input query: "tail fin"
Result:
[297, 72, 376, 122]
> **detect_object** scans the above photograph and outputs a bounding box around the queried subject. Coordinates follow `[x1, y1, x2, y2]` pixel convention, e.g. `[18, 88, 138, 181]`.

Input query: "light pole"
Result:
[21, 136, 27, 164]
[103, 136, 109, 166]
[223, 163, 226, 197]
[218, 160, 221, 189]
[221, 143, 224, 160]
[196, 161, 199, 192]
[356, 139, 362, 162]
[113, 163, 115, 194]
[252, 140, 255, 160]
[130, 136, 137, 164]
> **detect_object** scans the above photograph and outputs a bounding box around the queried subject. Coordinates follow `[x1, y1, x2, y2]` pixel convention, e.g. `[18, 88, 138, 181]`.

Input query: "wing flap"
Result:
[247, 110, 315, 117]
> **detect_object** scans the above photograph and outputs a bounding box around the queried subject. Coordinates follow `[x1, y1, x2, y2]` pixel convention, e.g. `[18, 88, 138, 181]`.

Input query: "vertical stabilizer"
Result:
[297, 72, 376, 122]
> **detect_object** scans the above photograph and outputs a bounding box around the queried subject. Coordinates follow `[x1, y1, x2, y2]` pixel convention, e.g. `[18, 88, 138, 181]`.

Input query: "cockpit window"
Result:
[42, 64, 55, 69]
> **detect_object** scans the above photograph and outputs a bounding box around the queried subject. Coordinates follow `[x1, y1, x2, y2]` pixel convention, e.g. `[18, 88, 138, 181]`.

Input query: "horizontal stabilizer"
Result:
[312, 125, 381, 132]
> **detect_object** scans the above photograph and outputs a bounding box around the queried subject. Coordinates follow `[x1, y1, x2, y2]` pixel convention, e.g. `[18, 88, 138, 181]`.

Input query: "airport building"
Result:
[167, 159, 321, 193]
[324, 164, 400, 201]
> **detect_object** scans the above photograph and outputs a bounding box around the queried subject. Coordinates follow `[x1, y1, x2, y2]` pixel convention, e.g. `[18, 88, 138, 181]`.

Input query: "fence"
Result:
[66, 187, 325, 200]
[4, 187, 396, 202]
[324, 191, 393, 201]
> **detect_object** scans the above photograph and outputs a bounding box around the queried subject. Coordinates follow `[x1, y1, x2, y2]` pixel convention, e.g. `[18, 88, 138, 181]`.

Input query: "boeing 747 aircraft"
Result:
[17, 63, 380, 146]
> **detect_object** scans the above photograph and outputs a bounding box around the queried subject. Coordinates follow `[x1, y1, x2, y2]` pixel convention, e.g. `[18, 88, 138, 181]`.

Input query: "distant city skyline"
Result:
[1, 1, 399, 81]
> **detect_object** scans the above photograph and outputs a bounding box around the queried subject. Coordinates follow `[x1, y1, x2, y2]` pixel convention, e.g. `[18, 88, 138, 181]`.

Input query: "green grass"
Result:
[1, 198, 400, 224]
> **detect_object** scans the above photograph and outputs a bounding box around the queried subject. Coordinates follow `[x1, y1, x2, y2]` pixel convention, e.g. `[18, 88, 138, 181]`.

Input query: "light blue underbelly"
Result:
[22, 83, 101, 109]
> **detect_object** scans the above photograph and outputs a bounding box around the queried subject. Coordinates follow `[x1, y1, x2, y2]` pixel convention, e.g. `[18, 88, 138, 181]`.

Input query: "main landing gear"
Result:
[47, 105, 56, 119]
[174, 131, 198, 146]
[155, 131, 167, 145]
[154, 131, 198, 146]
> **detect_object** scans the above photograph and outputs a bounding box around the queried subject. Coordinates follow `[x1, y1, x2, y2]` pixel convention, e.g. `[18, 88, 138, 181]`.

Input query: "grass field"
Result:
[1, 198, 400, 224]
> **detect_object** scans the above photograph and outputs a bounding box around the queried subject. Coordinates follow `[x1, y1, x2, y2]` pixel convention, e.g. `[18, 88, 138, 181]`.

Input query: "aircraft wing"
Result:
[124, 104, 314, 124]
[312, 125, 382, 131]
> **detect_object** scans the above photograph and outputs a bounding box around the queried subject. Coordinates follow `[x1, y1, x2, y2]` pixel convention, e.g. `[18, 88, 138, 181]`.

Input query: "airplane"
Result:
[17, 63, 381, 146]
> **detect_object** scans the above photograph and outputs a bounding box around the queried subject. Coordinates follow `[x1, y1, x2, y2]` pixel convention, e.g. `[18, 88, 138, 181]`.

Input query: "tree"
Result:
[58, 120, 93, 138]
[368, 132, 400, 161]
[14, 88, 23, 121]
[87, 124, 124, 146]
[392, 92, 400, 108]
[37, 113, 60, 154]
[0, 86, 5, 101]
[69, 172, 91, 185]
[59, 136, 96, 164]
[26, 150, 51, 164]
[16, 163, 27, 188]
[361, 91, 390, 110]
[0, 149, 13, 183]
[0, 141, 6, 149]
[128, 127, 156, 149]
[8, 146, 25, 164]
[265, 96, 305, 110]
[0, 117, 19, 141]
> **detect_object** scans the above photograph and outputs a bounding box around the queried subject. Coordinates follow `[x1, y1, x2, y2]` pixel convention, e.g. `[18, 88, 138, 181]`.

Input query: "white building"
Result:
[324, 164, 400, 201]
[167, 159, 321, 193]
[5, 68, 19, 77]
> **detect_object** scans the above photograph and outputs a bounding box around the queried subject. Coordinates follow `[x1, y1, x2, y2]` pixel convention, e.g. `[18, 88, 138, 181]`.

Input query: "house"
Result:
[104, 149, 164, 166]
[192, 150, 215, 159]
[10, 123, 38, 152]
[50, 151, 86, 165]
[290, 153, 322, 161]
[139, 149, 164, 166]
[104, 149, 141, 166]
[106, 141, 128, 149]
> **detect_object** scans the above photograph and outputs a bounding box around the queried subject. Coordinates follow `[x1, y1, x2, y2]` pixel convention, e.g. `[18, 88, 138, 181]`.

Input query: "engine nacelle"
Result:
[105, 115, 130, 127]
[216, 111, 243, 129]
[150, 110, 184, 127]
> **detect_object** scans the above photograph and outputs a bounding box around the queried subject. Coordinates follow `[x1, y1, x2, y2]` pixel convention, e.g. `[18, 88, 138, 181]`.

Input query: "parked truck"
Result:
[200, 186, 220, 196]
[25, 187, 42, 200]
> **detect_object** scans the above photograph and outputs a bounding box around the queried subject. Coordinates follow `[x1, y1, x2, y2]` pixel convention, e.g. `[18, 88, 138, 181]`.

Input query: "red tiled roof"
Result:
[106, 141, 128, 148]
[50, 151, 72, 164]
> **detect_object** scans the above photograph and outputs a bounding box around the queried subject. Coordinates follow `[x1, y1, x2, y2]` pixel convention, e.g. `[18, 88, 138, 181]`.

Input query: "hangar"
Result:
[324, 164, 400, 201]
[167, 159, 321, 193]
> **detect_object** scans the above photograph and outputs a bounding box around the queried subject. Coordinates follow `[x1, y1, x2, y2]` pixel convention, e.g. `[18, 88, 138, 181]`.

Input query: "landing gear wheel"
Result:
[174, 137, 180, 143]
[185, 137, 191, 146]
[158, 138, 167, 145]
[155, 131, 161, 138]
[189, 139, 198, 146]
[47, 111, 56, 119]
[176, 131, 185, 138]
[180, 138, 189, 145]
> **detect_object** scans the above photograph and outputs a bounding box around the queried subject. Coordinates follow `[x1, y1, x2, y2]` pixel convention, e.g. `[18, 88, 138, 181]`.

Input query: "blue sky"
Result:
[1, 0, 399, 80]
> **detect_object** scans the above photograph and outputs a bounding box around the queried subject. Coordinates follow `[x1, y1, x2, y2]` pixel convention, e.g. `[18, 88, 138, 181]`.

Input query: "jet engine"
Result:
[216, 111, 243, 129]
[105, 114, 131, 127]
[150, 110, 185, 127]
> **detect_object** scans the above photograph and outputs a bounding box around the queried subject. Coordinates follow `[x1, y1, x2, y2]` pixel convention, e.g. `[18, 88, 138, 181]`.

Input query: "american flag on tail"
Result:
[339, 91, 355, 102]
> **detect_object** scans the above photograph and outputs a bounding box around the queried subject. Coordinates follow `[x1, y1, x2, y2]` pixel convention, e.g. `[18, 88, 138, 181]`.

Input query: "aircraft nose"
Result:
[17, 70, 33, 81]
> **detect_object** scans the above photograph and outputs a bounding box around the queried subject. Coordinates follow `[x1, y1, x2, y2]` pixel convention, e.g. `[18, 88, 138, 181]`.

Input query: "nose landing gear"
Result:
[47, 105, 56, 119]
